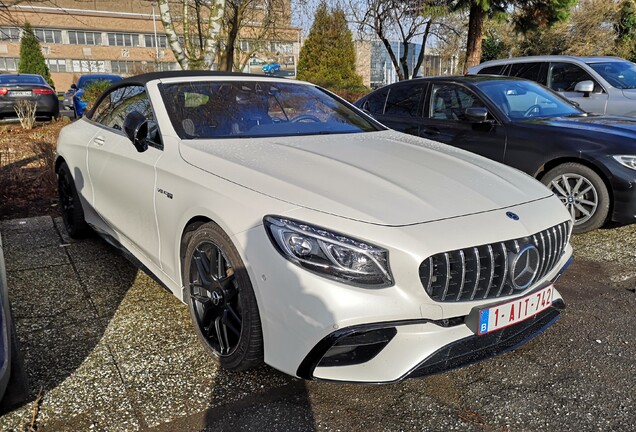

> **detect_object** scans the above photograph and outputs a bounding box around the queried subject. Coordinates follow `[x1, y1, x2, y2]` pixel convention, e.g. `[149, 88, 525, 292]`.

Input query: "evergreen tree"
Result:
[297, 2, 364, 91]
[18, 23, 54, 88]
[616, 0, 636, 62]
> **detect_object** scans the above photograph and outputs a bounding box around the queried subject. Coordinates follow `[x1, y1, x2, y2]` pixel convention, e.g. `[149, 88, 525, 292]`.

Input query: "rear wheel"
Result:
[57, 162, 90, 238]
[541, 163, 609, 234]
[182, 222, 263, 370]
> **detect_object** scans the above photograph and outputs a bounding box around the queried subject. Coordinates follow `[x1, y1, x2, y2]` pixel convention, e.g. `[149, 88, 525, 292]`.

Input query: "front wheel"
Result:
[57, 162, 90, 238]
[182, 222, 263, 370]
[541, 163, 609, 234]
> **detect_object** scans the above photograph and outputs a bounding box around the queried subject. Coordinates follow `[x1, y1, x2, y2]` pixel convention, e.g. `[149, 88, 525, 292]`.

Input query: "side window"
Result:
[478, 65, 506, 75]
[92, 85, 160, 144]
[549, 63, 601, 92]
[383, 84, 425, 117]
[429, 83, 485, 121]
[362, 88, 388, 115]
[509, 62, 548, 85]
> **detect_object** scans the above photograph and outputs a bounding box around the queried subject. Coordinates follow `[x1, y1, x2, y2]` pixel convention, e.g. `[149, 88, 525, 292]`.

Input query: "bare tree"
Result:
[219, 0, 288, 72]
[158, 0, 224, 70]
[349, 0, 451, 80]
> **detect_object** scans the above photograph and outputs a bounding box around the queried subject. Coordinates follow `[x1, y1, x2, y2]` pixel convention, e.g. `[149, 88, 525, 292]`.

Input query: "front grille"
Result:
[419, 221, 570, 302]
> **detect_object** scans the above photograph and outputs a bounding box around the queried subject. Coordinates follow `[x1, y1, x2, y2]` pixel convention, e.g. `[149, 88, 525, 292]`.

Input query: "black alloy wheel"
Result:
[57, 162, 90, 238]
[183, 222, 263, 370]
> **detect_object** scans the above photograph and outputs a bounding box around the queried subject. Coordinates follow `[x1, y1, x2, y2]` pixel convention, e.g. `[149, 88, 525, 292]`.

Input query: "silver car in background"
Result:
[469, 56, 636, 116]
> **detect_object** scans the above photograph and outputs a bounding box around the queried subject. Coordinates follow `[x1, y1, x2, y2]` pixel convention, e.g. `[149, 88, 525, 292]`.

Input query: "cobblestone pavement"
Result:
[0, 216, 634, 431]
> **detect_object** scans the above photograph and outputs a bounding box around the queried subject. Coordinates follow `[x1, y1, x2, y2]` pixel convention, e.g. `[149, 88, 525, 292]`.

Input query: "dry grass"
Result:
[0, 120, 66, 219]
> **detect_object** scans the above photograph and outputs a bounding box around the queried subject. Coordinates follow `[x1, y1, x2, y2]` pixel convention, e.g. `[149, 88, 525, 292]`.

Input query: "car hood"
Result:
[520, 114, 636, 138]
[179, 130, 552, 226]
[621, 89, 636, 100]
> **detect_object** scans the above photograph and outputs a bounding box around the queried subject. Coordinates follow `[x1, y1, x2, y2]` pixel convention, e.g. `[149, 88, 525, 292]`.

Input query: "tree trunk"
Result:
[223, 6, 240, 71]
[412, 19, 432, 78]
[464, 3, 485, 73]
[400, 41, 409, 80]
[380, 36, 404, 81]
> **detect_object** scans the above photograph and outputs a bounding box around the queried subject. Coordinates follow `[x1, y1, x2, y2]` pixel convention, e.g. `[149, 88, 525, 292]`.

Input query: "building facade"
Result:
[0, 0, 300, 91]
[356, 39, 460, 88]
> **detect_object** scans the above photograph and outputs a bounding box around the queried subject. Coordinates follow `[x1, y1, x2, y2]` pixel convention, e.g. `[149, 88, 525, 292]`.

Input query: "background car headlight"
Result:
[264, 216, 393, 287]
[613, 155, 636, 170]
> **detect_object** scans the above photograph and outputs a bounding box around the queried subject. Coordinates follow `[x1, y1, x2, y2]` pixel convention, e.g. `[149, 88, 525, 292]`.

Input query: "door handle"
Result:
[422, 127, 440, 137]
[93, 136, 105, 146]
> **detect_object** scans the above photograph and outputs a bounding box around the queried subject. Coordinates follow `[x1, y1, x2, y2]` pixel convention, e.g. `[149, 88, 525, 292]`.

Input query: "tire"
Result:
[57, 162, 90, 238]
[182, 222, 263, 370]
[541, 162, 609, 234]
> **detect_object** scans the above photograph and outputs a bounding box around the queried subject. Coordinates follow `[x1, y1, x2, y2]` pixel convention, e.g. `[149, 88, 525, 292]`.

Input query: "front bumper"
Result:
[603, 156, 636, 224]
[300, 298, 564, 383]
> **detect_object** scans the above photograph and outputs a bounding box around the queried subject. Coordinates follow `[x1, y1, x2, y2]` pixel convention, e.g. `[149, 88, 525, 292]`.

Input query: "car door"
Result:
[548, 62, 609, 114]
[365, 83, 426, 136]
[421, 82, 507, 163]
[87, 85, 163, 266]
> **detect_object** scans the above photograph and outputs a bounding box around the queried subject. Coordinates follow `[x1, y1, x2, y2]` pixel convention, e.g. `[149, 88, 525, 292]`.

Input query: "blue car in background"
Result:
[261, 62, 281, 75]
[72, 74, 122, 117]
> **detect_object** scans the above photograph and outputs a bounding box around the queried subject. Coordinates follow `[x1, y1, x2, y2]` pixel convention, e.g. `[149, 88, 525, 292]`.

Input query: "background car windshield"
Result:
[77, 76, 120, 88]
[0, 75, 46, 85]
[161, 81, 379, 139]
[587, 60, 636, 89]
[476, 81, 583, 119]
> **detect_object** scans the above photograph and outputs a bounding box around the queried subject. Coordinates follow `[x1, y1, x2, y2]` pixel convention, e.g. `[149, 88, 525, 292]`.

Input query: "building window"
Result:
[111, 60, 129, 73]
[68, 31, 102, 46]
[34, 28, 62, 44]
[0, 27, 21, 42]
[145, 34, 167, 48]
[71, 59, 106, 73]
[270, 41, 293, 54]
[107, 33, 137, 47]
[46, 59, 67, 73]
[0, 57, 18, 71]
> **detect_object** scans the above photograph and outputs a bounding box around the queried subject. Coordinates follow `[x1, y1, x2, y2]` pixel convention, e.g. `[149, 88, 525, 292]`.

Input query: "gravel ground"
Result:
[0, 216, 634, 431]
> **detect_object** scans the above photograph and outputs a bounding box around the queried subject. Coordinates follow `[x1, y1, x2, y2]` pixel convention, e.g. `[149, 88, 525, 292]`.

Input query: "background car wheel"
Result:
[541, 162, 609, 234]
[182, 222, 263, 371]
[57, 162, 90, 238]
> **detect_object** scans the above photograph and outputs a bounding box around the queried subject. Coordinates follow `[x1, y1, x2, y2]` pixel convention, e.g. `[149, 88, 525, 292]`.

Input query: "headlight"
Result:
[264, 216, 393, 288]
[613, 155, 636, 170]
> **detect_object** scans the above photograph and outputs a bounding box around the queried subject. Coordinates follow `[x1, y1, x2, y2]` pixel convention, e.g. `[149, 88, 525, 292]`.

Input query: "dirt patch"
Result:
[0, 121, 65, 220]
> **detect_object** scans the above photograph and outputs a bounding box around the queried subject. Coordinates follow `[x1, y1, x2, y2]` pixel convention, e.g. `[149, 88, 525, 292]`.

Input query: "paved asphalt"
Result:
[0, 216, 634, 431]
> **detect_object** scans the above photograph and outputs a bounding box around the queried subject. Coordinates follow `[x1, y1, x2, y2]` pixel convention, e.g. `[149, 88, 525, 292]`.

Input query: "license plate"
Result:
[478, 285, 554, 335]
[10, 91, 32, 97]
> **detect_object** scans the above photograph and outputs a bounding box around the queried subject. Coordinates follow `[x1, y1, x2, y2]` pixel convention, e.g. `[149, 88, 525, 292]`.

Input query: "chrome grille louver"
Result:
[419, 221, 571, 302]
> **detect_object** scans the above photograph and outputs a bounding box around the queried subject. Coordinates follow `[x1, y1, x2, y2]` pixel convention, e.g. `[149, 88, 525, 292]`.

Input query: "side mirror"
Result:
[574, 80, 594, 97]
[123, 111, 149, 153]
[465, 107, 489, 123]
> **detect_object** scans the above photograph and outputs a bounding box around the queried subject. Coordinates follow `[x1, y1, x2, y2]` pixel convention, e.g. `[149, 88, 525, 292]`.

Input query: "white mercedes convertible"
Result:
[55, 71, 573, 383]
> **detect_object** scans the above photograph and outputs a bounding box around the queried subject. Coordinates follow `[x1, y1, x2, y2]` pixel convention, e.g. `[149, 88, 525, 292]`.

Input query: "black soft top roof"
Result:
[116, 70, 273, 86]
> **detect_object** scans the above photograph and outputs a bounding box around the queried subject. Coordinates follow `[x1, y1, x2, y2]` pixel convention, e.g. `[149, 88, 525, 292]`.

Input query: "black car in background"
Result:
[355, 76, 636, 233]
[0, 74, 59, 120]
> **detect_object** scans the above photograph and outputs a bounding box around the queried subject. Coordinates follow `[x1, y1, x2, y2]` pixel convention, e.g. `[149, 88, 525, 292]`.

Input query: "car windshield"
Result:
[161, 80, 380, 139]
[77, 76, 120, 88]
[587, 60, 636, 89]
[476, 80, 584, 119]
[0, 75, 46, 85]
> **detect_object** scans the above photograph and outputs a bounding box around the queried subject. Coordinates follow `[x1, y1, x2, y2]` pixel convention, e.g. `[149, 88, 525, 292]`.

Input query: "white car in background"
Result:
[55, 72, 573, 383]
